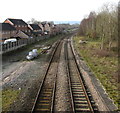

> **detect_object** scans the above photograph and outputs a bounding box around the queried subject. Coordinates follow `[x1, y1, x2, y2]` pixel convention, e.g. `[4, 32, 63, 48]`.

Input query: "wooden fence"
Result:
[1, 35, 49, 54]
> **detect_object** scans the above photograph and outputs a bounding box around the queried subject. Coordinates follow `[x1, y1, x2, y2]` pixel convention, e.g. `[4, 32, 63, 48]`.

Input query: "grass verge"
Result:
[2, 89, 20, 111]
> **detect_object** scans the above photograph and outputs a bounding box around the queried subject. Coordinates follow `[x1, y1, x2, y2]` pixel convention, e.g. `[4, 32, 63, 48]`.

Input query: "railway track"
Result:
[31, 40, 63, 112]
[65, 39, 98, 112]
[31, 35, 98, 112]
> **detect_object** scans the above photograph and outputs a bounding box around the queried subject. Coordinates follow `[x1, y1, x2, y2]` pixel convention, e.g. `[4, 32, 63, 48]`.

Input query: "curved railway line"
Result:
[31, 35, 98, 112]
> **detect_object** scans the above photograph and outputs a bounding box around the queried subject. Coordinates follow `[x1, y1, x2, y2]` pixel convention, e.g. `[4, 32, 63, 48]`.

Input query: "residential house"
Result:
[13, 30, 29, 39]
[38, 23, 44, 34]
[50, 25, 56, 35]
[28, 24, 42, 37]
[45, 22, 61, 35]
[0, 23, 17, 42]
[50, 24, 62, 35]
[48, 22, 55, 35]
[41, 22, 51, 35]
[4, 18, 31, 36]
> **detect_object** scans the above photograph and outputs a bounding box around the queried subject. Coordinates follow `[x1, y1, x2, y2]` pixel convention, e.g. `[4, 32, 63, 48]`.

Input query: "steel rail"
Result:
[67, 38, 94, 112]
[64, 40, 75, 112]
[31, 40, 62, 113]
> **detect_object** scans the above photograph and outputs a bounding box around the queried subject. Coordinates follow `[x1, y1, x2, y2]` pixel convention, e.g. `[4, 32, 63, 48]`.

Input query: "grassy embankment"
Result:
[1, 89, 20, 111]
[2, 34, 64, 111]
[73, 36, 119, 110]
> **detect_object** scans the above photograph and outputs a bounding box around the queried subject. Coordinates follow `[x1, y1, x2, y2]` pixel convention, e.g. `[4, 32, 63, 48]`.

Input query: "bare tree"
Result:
[78, 3, 118, 51]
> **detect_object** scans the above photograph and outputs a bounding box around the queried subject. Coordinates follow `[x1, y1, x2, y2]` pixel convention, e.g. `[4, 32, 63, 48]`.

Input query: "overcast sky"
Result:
[0, 0, 119, 23]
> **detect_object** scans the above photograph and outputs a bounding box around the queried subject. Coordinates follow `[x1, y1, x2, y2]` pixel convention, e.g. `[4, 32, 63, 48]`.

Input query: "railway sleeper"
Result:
[75, 107, 90, 111]
[74, 95, 86, 98]
[36, 108, 50, 111]
[74, 98, 88, 101]
[38, 101, 51, 104]
[75, 104, 89, 108]
[73, 93, 85, 96]
[37, 104, 51, 108]
[72, 84, 82, 85]
[73, 92, 84, 94]
[72, 89, 83, 91]
[41, 93, 52, 96]
[72, 87, 82, 89]
[39, 96, 51, 100]
[75, 101, 89, 104]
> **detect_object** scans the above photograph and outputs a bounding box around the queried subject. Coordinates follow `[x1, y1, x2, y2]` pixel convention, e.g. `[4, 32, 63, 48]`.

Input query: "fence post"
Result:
[17, 40, 19, 46]
[5, 44, 7, 51]
[8, 43, 10, 49]
[16, 40, 18, 46]
[12, 42, 14, 48]
[2, 44, 4, 51]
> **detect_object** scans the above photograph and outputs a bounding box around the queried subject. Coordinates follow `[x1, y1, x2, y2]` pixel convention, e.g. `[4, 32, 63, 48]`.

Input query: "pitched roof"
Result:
[48, 22, 54, 27]
[0, 23, 16, 31]
[41, 22, 47, 27]
[6, 18, 28, 25]
[13, 31, 29, 38]
[29, 24, 42, 30]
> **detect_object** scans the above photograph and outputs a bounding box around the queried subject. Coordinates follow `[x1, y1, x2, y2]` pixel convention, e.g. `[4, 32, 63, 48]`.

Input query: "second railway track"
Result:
[65, 38, 98, 112]
[31, 35, 98, 112]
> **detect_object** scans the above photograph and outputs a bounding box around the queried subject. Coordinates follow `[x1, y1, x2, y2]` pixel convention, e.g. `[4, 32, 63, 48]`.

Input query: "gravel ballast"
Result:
[54, 40, 72, 111]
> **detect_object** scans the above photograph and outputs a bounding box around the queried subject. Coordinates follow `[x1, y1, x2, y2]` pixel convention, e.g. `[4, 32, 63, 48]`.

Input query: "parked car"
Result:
[4, 38, 17, 44]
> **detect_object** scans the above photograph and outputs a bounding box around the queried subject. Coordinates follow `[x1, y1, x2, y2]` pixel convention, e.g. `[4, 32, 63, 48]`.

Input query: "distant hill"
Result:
[54, 21, 80, 25]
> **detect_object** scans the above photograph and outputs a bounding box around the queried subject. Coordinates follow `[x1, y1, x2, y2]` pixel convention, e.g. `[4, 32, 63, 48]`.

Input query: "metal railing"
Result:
[1, 35, 49, 54]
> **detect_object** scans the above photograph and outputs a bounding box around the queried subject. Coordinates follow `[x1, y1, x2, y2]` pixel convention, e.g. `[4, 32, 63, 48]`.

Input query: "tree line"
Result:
[78, 3, 118, 51]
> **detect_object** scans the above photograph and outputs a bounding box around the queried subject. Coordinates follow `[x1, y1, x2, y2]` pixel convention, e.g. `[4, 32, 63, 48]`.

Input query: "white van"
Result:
[4, 38, 17, 44]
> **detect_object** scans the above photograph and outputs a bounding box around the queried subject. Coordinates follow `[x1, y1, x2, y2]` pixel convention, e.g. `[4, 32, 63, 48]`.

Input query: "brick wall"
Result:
[0, 30, 17, 41]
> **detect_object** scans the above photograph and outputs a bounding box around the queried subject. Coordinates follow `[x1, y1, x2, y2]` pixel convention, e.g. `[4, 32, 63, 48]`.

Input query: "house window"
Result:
[5, 32, 8, 34]
[3, 31, 6, 34]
